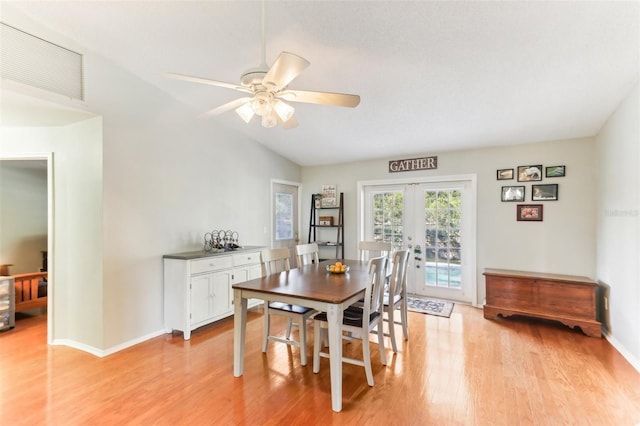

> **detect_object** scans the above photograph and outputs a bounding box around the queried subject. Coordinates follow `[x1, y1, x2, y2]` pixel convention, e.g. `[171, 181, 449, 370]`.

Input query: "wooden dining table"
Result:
[232, 258, 370, 412]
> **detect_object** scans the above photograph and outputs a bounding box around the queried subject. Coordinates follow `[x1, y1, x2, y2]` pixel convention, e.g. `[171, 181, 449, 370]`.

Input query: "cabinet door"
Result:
[191, 274, 214, 325]
[190, 270, 231, 325]
[231, 264, 263, 308]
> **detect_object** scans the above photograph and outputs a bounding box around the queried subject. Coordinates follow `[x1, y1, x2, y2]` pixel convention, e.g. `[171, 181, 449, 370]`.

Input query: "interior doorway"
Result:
[0, 154, 53, 342]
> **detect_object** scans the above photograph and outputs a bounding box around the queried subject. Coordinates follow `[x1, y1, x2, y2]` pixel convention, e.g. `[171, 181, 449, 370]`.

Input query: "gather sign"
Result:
[388, 156, 438, 173]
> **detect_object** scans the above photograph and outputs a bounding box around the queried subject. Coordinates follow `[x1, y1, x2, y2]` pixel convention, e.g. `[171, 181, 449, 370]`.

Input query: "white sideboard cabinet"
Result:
[163, 246, 264, 340]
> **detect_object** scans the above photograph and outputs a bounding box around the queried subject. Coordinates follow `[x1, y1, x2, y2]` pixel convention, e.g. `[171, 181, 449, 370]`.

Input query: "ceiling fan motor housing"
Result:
[240, 67, 269, 87]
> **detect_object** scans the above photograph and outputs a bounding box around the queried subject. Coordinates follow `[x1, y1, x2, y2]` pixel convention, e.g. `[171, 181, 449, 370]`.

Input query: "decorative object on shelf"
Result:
[319, 216, 334, 226]
[497, 168, 514, 180]
[545, 165, 566, 178]
[517, 165, 543, 182]
[501, 186, 525, 202]
[204, 230, 241, 252]
[313, 193, 323, 208]
[517, 204, 543, 221]
[321, 184, 337, 207]
[532, 184, 558, 201]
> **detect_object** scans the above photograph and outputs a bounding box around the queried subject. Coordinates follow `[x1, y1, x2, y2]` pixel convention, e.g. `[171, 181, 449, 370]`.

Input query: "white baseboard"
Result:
[52, 328, 167, 358]
[603, 329, 640, 373]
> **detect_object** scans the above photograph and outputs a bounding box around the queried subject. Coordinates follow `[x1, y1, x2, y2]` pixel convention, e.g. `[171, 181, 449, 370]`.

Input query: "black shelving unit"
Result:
[308, 192, 344, 259]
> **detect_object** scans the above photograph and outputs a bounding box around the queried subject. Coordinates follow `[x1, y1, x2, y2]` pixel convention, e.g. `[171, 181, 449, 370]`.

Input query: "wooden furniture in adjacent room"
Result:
[483, 268, 601, 337]
[13, 272, 48, 313]
[163, 247, 263, 340]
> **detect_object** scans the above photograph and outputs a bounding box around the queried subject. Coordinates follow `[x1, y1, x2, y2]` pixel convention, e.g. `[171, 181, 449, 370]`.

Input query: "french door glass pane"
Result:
[424, 189, 462, 289]
[275, 192, 293, 240]
[372, 192, 404, 250]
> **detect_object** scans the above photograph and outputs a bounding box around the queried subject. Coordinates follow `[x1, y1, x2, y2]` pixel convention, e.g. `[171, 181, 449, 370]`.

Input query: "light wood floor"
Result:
[1, 305, 639, 425]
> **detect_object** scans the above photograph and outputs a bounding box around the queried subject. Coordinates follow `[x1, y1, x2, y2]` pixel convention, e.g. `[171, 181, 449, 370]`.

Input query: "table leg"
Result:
[233, 289, 248, 377]
[326, 303, 343, 412]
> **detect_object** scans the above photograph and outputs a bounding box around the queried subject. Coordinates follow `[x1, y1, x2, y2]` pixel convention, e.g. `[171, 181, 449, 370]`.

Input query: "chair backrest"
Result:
[295, 243, 319, 268]
[388, 249, 410, 299]
[362, 255, 388, 319]
[358, 240, 392, 261]
[261, 247, 291, 276]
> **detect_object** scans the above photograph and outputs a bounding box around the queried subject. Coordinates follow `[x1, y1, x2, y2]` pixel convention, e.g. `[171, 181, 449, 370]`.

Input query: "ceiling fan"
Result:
[165, 1, 360, 129]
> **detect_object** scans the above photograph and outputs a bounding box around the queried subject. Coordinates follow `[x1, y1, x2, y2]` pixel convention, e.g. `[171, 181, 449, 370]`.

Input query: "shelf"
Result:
[309, 192, 344, 259]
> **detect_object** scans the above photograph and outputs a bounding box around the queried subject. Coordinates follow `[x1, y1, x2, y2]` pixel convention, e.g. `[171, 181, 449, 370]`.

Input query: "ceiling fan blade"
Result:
[279, 89, 360, 108]
[199, 97, 253, 118]
[278, 114, 298, 129]
[165, 72, 252, 94]
[263, 52, 310, 90]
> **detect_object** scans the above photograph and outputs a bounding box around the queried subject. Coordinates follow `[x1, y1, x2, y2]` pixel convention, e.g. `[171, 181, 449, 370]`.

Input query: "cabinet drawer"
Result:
[0, 285, 8, 297]
[191, 256, 233, 274]
[232, 252, 261, 267]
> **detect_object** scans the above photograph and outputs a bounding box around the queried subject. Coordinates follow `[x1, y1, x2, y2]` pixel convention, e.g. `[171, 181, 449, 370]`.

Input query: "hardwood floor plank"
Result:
[1, 306, 640, 425]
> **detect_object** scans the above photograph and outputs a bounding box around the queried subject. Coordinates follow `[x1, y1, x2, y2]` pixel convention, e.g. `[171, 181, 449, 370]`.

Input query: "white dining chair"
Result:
[358, 240, 392, 261]
[380, 249, 411, 352]
[261, 247, 315, 366]
[295, 243, 320, 268]
[312, 255, 388, 386]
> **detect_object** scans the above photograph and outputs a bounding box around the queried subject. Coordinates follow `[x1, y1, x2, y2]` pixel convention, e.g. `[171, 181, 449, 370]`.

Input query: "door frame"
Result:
[0, 153, 55, 342]
[270, 179, 302, 252]
[357, 174, 478, 307]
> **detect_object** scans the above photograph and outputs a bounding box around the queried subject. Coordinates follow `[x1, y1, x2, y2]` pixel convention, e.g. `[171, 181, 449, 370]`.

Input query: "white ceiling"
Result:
[2, 1, 638, 166]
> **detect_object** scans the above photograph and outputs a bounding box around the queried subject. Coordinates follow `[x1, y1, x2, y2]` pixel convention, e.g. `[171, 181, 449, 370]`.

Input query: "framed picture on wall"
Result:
[501, 186, 525, 202]
[532, 184, 558, 201]
[517, 204, 543, 221]
[517, 165, 543, 182]
[497, 169, 514, 180]
[545, 165, 566, 178]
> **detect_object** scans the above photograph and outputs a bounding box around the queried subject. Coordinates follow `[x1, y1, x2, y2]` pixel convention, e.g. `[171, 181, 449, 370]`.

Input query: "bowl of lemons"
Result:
[327, 261, 349, 274]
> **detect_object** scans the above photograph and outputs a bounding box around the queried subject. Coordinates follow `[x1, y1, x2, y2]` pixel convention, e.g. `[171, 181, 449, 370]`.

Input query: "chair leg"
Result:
[312, 320, 322, 373]
[387, 306, 398, 353]
[286, 318, 294, 339]
[362, 334, 374, 386]
[262, 308, 270, 353]
[401, 302, 409, 340]
[377, 320, 387, 366]
[300, 317, 307, 366]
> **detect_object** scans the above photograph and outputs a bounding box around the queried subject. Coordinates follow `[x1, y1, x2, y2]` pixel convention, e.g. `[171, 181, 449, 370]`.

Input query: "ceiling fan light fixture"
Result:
[235, 102, 255, 123]
[261, 110, 278, 128]
[272, 99, 295, 122]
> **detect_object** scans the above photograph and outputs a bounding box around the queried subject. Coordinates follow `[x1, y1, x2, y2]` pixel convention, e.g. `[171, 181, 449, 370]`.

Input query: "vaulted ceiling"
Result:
[2, 1, 638, 166]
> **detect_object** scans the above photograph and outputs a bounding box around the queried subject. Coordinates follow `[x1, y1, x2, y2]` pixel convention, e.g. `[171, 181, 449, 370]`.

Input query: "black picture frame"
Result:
[532, 184, 558, 201]
[501, 186, 525, 202]
[545, 165, 566, 178]
[497, 168, 514, 180]
[517, 204, 543, 221]
[517, 165, 543, 182]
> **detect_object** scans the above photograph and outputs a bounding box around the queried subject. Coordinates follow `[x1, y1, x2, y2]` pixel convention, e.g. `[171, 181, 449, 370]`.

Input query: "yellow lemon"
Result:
[329, 265, 335, 272]
[335, 261, 342, 268]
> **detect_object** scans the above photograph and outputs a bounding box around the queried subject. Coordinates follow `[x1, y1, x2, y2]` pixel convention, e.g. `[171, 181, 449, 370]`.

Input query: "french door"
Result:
[362, 177, 476, 304]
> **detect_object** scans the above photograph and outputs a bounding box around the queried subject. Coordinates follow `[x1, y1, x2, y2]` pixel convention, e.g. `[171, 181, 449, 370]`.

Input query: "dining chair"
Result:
[358, 240, 392, 261]
[260, 247, 315, 366]
[380, 249, 411, 352]
[312, 255, 388, 386]
[294, 243, 320, 268]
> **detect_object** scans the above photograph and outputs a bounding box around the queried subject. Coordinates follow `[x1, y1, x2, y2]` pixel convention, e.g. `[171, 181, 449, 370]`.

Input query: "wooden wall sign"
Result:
[389, 156, 437, 173]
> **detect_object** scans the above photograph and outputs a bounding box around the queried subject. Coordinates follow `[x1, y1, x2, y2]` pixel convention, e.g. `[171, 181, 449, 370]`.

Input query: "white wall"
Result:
[302, 136, 597, 306]
[1, 6, 301, 353]
[595, 80, 640, 369]
[0, 162, 47, 274]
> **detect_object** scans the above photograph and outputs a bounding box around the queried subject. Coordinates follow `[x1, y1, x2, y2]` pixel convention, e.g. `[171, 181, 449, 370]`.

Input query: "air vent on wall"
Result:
[0, 22, 84, 101]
